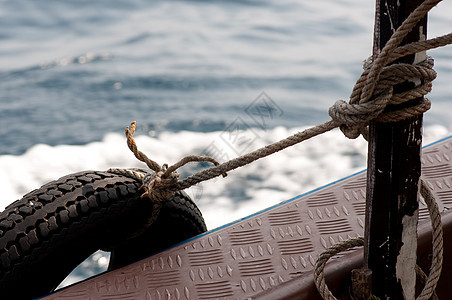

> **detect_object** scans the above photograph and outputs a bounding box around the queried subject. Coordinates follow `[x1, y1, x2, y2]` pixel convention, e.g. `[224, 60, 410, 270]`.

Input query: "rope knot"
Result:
[125, 121, 226, 203]
[139, 164, 180, 202]
[329, 55, 436, 139]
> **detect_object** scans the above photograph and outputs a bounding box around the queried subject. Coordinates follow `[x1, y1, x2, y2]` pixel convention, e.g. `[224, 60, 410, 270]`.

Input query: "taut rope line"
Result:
[117, 0, 452, 195]
[109, 0, 451, 297]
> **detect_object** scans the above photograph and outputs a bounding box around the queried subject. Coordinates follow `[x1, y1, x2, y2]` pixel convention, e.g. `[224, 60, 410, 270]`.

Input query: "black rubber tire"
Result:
[108, 190, 207, 270]
[0, 170, 207, 300]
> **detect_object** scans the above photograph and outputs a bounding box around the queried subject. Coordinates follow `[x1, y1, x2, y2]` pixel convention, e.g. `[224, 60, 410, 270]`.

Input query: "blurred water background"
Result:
[1, 0, 451, 290]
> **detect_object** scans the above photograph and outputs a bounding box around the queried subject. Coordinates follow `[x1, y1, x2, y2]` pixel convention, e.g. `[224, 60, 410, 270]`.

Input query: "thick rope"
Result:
[313, 179, 443, 300]
[329, 57, 435, 138]
[418, 180, 443, 300]
[416, 265, 439, 300]
[107, 168, 147, 181]
[350, 0, 442, 107]
[125, 122, 161, 172]
[314, 236, 365, 300]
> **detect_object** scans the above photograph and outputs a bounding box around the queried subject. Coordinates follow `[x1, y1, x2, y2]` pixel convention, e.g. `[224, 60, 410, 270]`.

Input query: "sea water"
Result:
[1, 0, 451, 289]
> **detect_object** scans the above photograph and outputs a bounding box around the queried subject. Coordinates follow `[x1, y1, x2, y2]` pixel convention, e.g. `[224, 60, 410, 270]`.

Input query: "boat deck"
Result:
[41, 136, 452, 300]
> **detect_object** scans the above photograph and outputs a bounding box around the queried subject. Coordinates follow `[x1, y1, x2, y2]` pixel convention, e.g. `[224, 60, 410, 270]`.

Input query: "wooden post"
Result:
[364, 0, 427, 299]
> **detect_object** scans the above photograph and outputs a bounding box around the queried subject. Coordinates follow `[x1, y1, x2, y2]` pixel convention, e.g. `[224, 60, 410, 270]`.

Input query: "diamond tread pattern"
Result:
[0, 170, 206, 300]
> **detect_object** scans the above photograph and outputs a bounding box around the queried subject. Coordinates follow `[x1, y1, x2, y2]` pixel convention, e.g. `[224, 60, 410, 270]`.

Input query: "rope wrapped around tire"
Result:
[0, 170, 207, 300]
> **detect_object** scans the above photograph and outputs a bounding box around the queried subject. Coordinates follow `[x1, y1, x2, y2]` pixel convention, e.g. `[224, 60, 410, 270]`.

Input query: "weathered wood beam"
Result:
[364, 0, 427, 299]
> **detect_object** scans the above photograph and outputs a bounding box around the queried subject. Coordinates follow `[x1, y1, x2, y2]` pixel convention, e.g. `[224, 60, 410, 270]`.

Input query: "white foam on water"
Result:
[1, 125, 450, 229]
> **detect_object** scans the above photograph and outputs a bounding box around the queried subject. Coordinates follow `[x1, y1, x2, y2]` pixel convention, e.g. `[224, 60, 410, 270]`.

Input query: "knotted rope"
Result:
[110, 122, 227, 235]
[123, 121, 227, 201]
[330, 57, 435, 139]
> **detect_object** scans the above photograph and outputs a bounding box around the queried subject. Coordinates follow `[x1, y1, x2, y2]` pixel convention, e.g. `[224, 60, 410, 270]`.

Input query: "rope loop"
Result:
[329, 57, 436, 139]
[313, 179, 443, 300]
[327, 0, 443, 140]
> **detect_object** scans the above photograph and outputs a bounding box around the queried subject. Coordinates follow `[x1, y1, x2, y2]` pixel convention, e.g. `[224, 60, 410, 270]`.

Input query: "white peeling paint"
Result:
[414, 26, 427, 64]
[411, 26, 426, 89]
[396, 208, 419, 300]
